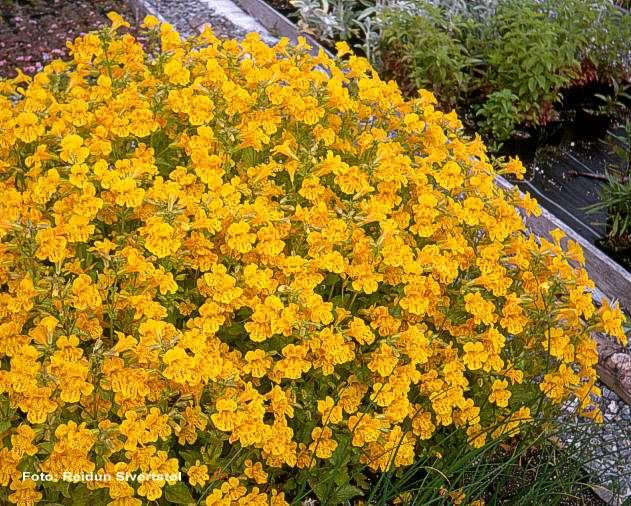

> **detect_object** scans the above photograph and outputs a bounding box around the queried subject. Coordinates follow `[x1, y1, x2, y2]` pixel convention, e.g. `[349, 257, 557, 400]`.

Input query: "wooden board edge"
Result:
[231, 0, 333, 56]
[496, 176, 631, 313]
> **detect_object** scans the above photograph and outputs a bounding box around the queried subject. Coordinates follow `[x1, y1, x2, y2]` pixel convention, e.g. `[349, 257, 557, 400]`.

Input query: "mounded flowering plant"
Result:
[0, 13, 628, 506]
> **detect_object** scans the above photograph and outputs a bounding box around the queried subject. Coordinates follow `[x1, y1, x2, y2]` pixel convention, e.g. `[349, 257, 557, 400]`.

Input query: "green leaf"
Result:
[335, 484, 363, 503]
[68, 484, 106, 506]
[354, 472, 371, 491]
[58, 480, 72, 499]
[164, 482, 195, 505]
[311, 479, 330, 503]
[179, 449, 203, 467]
[203, 434, 225, 468]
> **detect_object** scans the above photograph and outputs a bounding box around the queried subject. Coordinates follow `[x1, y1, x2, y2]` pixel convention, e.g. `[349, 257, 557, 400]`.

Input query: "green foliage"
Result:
[481, 0, 580, 125]
[163, 482, 195, 505]
[476, 90, 520, 145]
[380, 6, 475, 108]
[367, 418, 614, 505]
[289, 0, 388, 63]
[596, 81, 631, 118]
[586, 120, 631, 247]
[290, 0, 630, 147]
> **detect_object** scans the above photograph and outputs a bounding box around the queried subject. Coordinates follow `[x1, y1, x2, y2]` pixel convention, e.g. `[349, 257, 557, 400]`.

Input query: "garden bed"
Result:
[0, 0, 143, 78]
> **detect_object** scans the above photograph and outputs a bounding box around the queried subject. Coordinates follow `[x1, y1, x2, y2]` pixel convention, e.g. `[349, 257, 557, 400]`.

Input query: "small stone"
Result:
[609, 400, 619, 414]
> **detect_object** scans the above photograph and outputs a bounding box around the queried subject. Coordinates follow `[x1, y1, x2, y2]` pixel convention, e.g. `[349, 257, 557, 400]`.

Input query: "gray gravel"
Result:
[138, 0, 276, 41]
[560, 383, 631, 505]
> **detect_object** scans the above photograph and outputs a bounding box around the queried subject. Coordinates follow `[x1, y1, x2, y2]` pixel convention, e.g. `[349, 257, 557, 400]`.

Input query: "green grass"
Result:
[365, 418, 612, 506]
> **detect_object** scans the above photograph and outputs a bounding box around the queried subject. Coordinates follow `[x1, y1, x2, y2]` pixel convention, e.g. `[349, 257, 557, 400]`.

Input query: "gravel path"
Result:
[137, 0, 276, 41]
[561, 383, 631, 504]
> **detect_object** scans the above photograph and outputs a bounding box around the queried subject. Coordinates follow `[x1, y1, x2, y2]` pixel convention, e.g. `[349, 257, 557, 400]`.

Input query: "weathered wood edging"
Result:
[231, 0, 333, 56]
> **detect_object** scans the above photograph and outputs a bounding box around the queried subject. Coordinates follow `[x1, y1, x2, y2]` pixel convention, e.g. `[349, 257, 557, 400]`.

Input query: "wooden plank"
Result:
[496, 176, 631, 313]
[595, 331, 631, 406]
[231, 0, 333, 56]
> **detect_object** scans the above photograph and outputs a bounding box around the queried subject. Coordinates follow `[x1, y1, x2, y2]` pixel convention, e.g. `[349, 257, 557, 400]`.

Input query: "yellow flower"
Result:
[71, 274, 102, 310]
[488, 379, 511, 407]
[275, 344, 311, 379]
[317, 396, 343, 424]
[111, 177, 146, 208]
[434, 161, 463, 190]
[244, 349, 272, 378]
[142, 15, 161, 28]
[164, 58, 190, 85]
[464, 292, 497, 325]
[505, 156, 526, 179]
[347, 317, 375, 345]
[309, 426, 338, 459]
[211, 399, 240, 432]
[9, 479, 43, 506]
[188, 461, 210, 487]
[227, 220, 256, 253]
[60, 134, 90, 164]
[13, 111, 44, 143]
[244, 460, 268, 484]
[107, 11, 131, 31]
[463, 341, 488, 371]
[142, 217, 180, 258]
[10, 425, 38, 459]
[368, 343, 399, 377]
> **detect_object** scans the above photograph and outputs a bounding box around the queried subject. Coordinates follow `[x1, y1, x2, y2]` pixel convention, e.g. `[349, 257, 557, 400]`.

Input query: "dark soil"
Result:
[0, 0, 143, 78]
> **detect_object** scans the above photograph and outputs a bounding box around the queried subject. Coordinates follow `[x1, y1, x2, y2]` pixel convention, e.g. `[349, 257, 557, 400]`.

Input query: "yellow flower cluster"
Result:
[0, 13, 627, 505]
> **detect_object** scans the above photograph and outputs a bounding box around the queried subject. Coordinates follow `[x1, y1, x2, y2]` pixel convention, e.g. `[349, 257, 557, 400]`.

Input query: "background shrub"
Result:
[387, 0, 630, 141]
[380, 5, 475, 108]
[291, 0, 630, 145]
